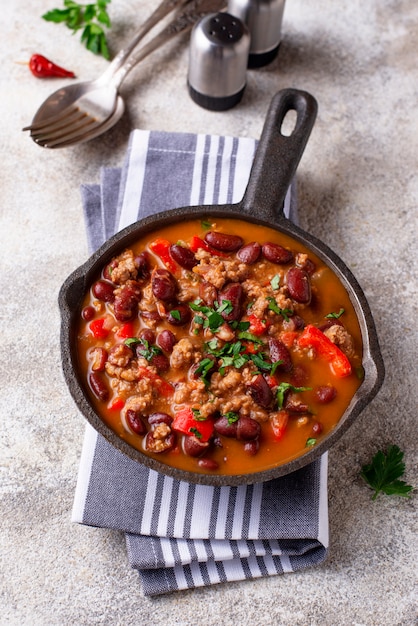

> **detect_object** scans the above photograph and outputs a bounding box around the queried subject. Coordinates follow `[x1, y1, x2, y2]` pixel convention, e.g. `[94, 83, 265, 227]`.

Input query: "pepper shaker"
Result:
[227, 0, 286, 67]
[187, 12, 250, 111]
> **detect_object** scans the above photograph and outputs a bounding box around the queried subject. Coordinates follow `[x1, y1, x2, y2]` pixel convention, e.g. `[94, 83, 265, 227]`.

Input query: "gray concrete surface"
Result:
[1, 1, 417, 624]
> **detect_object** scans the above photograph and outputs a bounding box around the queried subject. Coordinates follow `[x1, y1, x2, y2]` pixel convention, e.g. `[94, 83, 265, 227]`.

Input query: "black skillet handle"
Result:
[241, 89, 318, 219]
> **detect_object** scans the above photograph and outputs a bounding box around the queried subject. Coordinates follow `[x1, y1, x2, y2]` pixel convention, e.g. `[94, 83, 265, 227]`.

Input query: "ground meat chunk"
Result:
[123, 383, 154, 413]
[173, 379, 208, 406]
[193, 251, 249, 289]
[109, 249, 138, 285]
[146, 423, 174, 453]
[107, 344, 133, 367]
[170, 338, 200, 369]
[177, 271, 200, 302]
[324, 324, 355, 358]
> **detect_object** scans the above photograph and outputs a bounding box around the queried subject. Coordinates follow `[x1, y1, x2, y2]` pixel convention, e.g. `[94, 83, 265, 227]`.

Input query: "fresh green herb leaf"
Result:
[250, 353, 272, 371]
[216, 299, 233, 315]
[42, 0, 112, 59]
[270, 274, 281, 290]
[133, 339, 162, 362]
[306, 438, 317, 447]
[325, 308, 345, 319]
[170, 309, 181, 321]
[224, 411, 240, 424]
[238, 331, 264, 344]
[266, 297, 293, 321]
[195, 358, 216, 386]
[191, 408, 206, 421]
[360, 445, 413, 500]
[201, 219, 212, 230]
[124, 337, 141, 348]
[189, 427, 202, 439]
[276, 382, 312, 409]
[270, 360, 284, 376]
[194, 315, 205, 325]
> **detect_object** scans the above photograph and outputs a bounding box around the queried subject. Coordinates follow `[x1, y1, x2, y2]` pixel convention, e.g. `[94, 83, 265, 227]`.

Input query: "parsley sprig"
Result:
[360, 445, 413, 500]
[42, 0, 112, 59]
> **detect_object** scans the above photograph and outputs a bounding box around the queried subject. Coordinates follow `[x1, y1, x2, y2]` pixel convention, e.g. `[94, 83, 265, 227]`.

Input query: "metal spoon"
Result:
[23, 0, 226, 148]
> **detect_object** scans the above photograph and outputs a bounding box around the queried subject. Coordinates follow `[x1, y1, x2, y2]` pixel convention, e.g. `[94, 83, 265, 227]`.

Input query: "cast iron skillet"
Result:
[59, 88, 385, 486]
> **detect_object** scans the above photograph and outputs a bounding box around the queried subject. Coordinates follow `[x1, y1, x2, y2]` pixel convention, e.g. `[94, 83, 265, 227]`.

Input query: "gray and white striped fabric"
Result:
[74, 129, 329, 596]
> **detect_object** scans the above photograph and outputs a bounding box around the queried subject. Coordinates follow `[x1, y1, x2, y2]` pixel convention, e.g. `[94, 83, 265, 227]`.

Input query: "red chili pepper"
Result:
[149, 238, 177, 273]
[298, 324, 352, 377]
[89, 317, 111, 339]
[172, 407, 214, 442]
[137, 366, 174, 397]
[29, 54, 76, 78]
[189, 235, 228, 257]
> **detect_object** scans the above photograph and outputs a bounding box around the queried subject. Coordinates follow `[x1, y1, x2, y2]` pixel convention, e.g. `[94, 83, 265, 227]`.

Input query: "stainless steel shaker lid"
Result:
[227, 0, 286, 67]
[188, 12, 250, 111]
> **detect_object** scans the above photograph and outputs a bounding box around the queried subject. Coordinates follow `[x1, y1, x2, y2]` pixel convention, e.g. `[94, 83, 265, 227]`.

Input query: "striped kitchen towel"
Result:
[73, 129, 329, 596]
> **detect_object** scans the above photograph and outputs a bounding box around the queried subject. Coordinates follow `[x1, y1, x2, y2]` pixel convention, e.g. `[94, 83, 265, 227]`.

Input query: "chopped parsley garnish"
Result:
[276, 382, 312, 409]
[170, 309, 181, 321]
[189, 299, 233, 332]
[125, 338, 162, 361]
[360, 445, 413, 500]
[270, 274, 281, 290]
[223, 411, 240, 424]
[266, 297, 293, 321]
[325, 308, 345, 319]
[237, 331, 264, 344]
[191, 408, 207, 421]
[189, 427, 202, 439]
[306, 438, 317, 447]
[195, 357, 216, 386]
[201, 219, 212, 230]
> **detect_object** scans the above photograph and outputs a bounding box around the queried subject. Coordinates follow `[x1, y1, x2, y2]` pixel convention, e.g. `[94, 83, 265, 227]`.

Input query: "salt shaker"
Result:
[227, 0, 286, 67]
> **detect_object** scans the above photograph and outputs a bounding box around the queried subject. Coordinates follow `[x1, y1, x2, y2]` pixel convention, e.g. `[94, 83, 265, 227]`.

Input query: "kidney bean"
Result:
[92, 279, 115, 302]
[312, 421, 323, 436]
[262, 242, 293, 264]
[139, 310, 161, 325]
[103, 260, 117, 282]
[156, 329, 177, 352]
[167, 303, 191, 326]
[236, 416, 261, 441]
[244, 439, 260, 456]
[205, 231, 243, 252]
[286, 267, 311, 304]
[237, 241, 261, 264]
[247, 374, 273, 408]
[149, 353, 170, 373]
[126, 409, 146, 435]
[169, 244, 197, 270]
[113, 282, 141, 322]
[91, 347, 108, 372]
[148, 412, 173, 426]
[82, 305, 95, 321]
[282, 314, 305, 332]
[214, 415, 238, 438]
[134, 252, 150, 280]
[138, 328, 155, 345]
[183, 435, 210, 457]
[151, 268, 177, 301]
[315, 385, 337, 404]
[199, 281, 218, 307]
[218, 283, 243, 322]
[89, 372, 109, 402]
[268, 338, 292, 372]
[197, 457, 219, 471]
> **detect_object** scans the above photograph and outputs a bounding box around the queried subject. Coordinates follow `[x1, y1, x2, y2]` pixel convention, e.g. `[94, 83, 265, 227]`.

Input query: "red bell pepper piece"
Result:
[172, 407, 214, 442]
[108, 397, 125, 411]
[298, 324, 352, 377]
[247, 313, 270, 336]
[149, 238, 177, 273]
[29, 54, 75, 78]
[189, 236, 228, 257]
[271, 410, 289, 440]
[89, 317, 111, 339]
[279, 331, 299, 349]
[115, 322, 135, 340]
[137, 366, 174, 397]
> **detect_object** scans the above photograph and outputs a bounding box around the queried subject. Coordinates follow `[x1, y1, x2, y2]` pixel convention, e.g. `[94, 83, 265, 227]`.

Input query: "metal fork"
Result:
[23, 0, 226, 148]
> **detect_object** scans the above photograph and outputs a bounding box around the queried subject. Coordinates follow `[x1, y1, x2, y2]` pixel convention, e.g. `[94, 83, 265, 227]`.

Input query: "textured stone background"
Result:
[1, 1, 417, 624]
